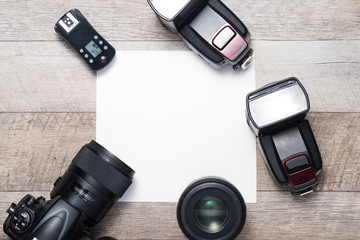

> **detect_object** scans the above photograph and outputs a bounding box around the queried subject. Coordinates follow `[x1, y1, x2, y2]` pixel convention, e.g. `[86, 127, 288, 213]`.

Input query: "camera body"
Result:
[4, 195, 87, 240]
[148, 0, 253, 70]
[246, 77, 322, 195]
[3, 141, 135, 240]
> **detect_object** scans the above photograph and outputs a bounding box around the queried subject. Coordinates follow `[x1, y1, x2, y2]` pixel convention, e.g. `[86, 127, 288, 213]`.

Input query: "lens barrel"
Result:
[50, 140, 135, 225]
[177, 177, 246, 240]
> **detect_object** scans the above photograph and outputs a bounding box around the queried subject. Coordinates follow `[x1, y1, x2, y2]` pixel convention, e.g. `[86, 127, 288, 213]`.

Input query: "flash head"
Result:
[246, 77, 310, 136]
[245, 78, 322, 195]
[177, 177, 246, 240]
[148, 0, 253, 70]
[148, 0, 207, 32]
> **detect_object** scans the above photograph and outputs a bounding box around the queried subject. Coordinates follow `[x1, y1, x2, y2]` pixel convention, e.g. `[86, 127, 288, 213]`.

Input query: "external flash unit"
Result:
[148, 0, 253, 70]
[246, 77, 322, 195]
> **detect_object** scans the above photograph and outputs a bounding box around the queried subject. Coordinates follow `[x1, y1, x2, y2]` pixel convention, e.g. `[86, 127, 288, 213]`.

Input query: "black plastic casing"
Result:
[257, 120, 322, 187]
[148, 0, 253, 70]
[3, 195, 84, 240]
[54, 9, 116, 71]
[246, 78, 322, 194]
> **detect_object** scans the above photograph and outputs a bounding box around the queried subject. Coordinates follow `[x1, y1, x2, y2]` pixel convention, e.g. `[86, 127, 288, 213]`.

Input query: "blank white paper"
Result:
[97, 51, 256, 203]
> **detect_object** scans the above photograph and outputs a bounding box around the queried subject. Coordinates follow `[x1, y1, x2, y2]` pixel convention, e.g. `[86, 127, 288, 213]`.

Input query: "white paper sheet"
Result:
[97, 51, 256, 203]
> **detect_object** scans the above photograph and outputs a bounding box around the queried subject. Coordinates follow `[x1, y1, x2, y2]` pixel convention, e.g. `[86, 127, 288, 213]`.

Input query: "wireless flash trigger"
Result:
[148, 0, 253, 70]
[54, 9, 115, 71]
[246, 78, 323, 195]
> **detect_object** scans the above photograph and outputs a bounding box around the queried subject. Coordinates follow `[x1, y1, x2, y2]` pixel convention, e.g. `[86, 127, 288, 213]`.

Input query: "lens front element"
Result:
[194, 197, 229, 233]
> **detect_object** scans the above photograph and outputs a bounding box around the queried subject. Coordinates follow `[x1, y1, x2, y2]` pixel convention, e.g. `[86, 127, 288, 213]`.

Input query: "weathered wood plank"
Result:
[255, 40, 360, 112]
[0, 113, 96, 191]
[94, 191, 360, 240]
[0, 40, 359, 112]
[0, 0, 359, 41]
[0, 41, 96, 112]
[0, 112, 359, 192]
[1, 191, 358, 240]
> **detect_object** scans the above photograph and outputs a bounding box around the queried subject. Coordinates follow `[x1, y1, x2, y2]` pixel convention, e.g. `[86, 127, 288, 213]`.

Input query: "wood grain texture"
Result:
[92, 191, 360, 240]
[0, 113, 95, 191]
[1, 40, 359, 112]
[254, 40, 360, 112]
[0, 42, 96, 112]
[1, 112, 359, 193]
[0, 0, 359, 41]
[1, 191, 359, 240]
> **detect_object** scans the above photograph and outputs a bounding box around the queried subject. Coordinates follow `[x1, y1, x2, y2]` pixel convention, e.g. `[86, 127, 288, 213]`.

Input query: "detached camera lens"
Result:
[177, 177, 246, 240]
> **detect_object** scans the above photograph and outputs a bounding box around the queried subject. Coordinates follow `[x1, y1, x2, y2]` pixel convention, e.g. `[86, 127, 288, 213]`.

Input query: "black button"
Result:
[13, 215, 19, 223]
[285, 155, 310, 174]
[100, 56, 107, 63]
[20, 212, 28, 219]
[213, 26, 235, 50]
[13, 211, 31, 229]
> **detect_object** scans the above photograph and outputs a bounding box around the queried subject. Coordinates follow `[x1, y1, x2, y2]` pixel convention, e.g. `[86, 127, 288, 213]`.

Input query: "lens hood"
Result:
[86, 140, 135, 179]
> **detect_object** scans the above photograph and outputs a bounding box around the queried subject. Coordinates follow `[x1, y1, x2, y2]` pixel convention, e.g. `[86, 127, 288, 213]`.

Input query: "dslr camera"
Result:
[3, 141, 135, 240]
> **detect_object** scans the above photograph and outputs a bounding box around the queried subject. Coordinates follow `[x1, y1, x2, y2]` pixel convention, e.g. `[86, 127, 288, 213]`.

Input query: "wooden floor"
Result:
[0, 0, 359, 239]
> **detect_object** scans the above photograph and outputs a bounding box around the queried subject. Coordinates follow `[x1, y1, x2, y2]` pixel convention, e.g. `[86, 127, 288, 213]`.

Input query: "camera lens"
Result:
[194, 197, 229, 233]
[50, 140, 135, 226]
[177, 177, 246, 240]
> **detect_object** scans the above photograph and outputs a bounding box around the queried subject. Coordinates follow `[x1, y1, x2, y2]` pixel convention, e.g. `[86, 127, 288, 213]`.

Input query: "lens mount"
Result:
[177, 177, 246, 240]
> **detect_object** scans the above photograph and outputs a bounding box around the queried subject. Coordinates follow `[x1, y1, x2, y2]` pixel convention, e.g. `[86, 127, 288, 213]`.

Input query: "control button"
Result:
[54, 177, 62, 186]
[285, 155, 310, 174]
[12, 211, 31, 230]
[84, 54, 89, 58]
[38, 197, 45, 204]
[94, 35, 98, 39]
[79, 49, 84, 53]
[20, 212, 28, 219]
[100, 56, 107, 63]
[104, 45, 108, 50]
[213, 26, 236, 50]
[12, 215, 19, 223]
[99, 40, 103, 45]
[89, 59, 94, 64]
[7, 203, 17, 214]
